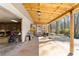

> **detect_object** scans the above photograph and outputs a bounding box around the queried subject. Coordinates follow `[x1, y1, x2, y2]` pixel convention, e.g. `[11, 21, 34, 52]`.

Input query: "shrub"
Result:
[64, 28, 70, 36]
[59, 29, 65, 34]
[59, 28, 70, 36]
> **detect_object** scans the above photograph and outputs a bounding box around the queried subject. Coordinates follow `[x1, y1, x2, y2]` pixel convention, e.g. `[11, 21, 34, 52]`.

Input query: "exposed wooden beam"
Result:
[48, 4, 79, 24]
[27, 9, 62, 15]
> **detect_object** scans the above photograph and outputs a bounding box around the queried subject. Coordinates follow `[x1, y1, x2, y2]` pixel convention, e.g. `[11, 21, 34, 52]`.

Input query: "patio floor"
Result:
[0, 37, 39, 56]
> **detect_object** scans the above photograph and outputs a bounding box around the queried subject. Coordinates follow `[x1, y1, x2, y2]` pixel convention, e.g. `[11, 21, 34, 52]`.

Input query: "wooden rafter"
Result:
[48, 4, 79, 24]
[23, 3, 79, 24]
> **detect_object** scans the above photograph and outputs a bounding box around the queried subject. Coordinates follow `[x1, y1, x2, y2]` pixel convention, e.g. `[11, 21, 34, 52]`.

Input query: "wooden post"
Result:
[69, 11, 74, 55]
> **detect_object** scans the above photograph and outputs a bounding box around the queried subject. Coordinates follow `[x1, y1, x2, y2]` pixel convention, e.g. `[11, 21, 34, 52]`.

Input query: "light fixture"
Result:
[37, 10, 41, 16]
[11, 20, 18, 22]
[38, 12, 41, 15]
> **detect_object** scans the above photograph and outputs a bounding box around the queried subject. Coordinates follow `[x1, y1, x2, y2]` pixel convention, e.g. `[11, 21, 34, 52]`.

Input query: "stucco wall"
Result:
[0, 3, 32, 42]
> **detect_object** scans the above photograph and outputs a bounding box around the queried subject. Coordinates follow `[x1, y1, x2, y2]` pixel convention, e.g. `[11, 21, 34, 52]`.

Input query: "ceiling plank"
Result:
[48, 4, 79, 24]
[23, 3, 79, 24]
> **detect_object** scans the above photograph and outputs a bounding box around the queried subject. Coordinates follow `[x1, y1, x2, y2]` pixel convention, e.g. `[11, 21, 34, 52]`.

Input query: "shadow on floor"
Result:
[49, 35, 70, 42]
[39, 35, 70, 44]
[67, 53, 73, 56]
[39, 39, 53, 44]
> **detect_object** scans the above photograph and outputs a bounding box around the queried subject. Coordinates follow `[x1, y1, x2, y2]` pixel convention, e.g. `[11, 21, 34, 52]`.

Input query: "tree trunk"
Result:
[56, 21, 59, 34]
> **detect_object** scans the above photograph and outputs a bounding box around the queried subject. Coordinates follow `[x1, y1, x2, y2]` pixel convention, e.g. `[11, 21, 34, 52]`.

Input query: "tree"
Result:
[75, 12, 79, 35]
[56, 21, 60, 34]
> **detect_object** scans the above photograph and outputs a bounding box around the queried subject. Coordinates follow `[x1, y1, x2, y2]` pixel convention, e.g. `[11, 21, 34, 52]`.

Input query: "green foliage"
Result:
[64, 28, 70, 36]
[59, 29, 64, 34]
[59, 28, 70, 36]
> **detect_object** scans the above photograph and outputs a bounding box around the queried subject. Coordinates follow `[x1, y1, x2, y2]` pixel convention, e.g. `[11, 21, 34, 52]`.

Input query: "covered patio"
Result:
[23, 3, 79, 56]
[0, 3, 79, 56]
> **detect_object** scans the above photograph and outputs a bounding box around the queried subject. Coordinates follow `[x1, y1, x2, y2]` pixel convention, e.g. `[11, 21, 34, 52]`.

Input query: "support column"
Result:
[69, 11, 74, 55]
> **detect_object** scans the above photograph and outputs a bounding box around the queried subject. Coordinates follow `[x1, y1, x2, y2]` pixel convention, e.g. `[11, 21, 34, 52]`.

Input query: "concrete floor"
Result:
[39, 35, 70, 56]
[0, 35, 79, 56]
[0, 34, 70, 56]
[0, 36, 39, 56]
[39, 35, 79, 56]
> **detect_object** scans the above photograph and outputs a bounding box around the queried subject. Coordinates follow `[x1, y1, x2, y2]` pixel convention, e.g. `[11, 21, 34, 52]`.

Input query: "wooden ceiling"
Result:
[23, 3, 79, 24]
